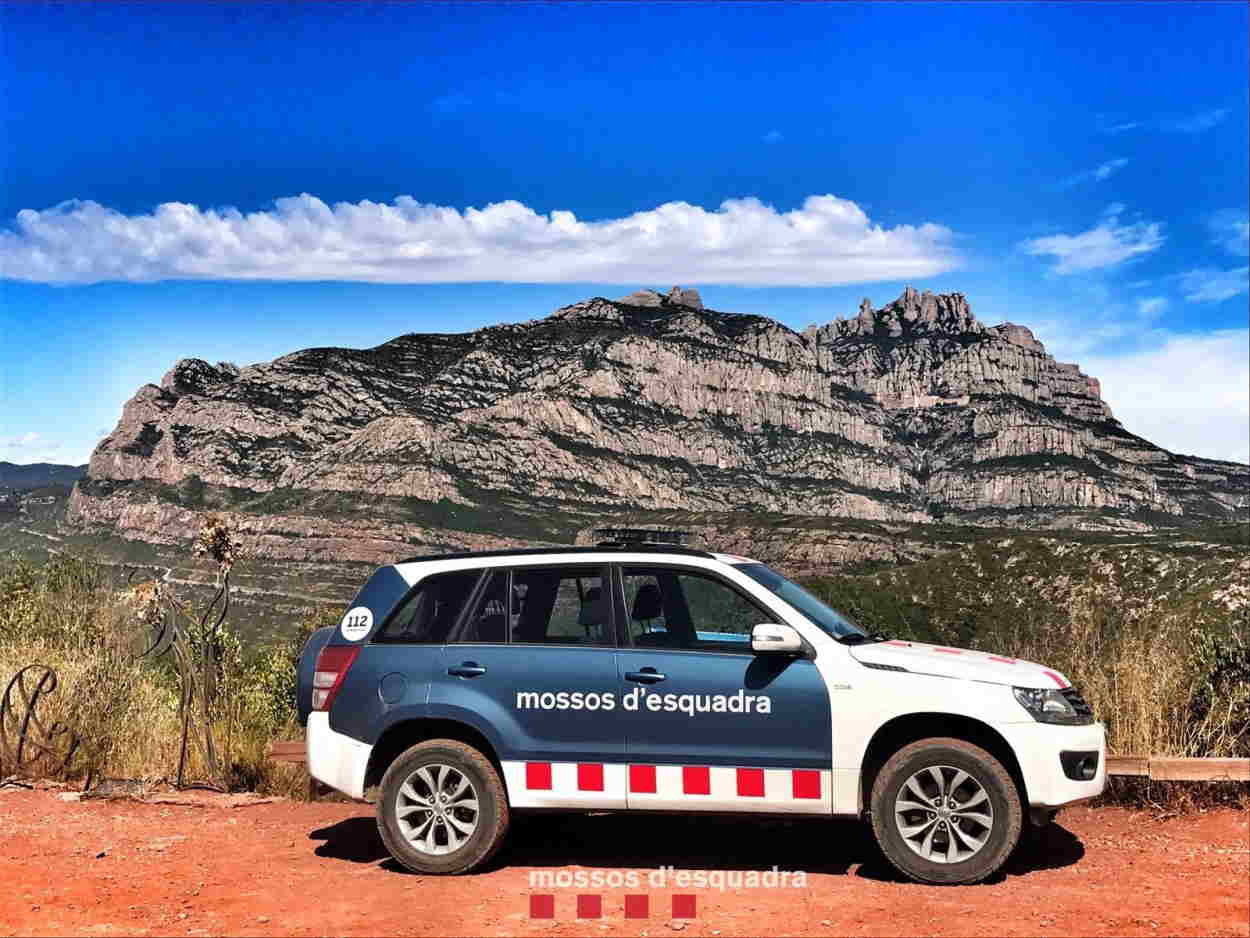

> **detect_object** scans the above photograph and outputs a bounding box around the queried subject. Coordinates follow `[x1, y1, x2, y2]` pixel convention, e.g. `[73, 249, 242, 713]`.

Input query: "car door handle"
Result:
[625, 668, 667, 684]
[448, 662, 487, 678]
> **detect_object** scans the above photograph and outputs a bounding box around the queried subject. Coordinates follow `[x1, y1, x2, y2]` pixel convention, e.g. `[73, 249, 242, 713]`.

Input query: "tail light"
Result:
[311, 645, 361, 712]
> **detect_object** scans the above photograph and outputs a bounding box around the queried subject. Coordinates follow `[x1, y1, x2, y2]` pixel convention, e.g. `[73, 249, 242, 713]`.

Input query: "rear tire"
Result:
[869, 737, 1022, 885]
[376, 738, 510, 874]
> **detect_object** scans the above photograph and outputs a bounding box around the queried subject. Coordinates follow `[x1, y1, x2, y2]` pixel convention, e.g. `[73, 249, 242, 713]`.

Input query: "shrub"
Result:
[0, 551, 332, 797]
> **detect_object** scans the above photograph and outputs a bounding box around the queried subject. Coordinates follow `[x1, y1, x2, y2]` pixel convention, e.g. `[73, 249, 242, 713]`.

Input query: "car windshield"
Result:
[735, 563, 868, 641]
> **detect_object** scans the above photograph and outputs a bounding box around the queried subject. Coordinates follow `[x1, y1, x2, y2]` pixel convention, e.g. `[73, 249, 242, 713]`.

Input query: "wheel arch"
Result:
[365, 718, 503, 793]
[858, 712, 1028, 814]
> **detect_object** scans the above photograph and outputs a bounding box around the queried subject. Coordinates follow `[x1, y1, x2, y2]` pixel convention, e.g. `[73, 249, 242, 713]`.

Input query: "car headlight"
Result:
[1012, 686, 1093, 725]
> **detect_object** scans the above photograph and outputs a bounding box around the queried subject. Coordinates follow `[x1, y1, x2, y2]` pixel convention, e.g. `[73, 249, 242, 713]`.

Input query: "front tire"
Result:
[376, 739, 510, 874]
[869, 737, 1022, 885]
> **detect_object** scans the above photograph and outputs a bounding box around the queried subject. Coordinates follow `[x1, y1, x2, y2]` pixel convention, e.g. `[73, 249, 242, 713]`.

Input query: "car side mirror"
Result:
[751, 622, 804, 655]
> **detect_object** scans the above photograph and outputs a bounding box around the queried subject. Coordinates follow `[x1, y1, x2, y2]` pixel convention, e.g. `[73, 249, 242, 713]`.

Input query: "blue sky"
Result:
[1, 1, 1247, 465]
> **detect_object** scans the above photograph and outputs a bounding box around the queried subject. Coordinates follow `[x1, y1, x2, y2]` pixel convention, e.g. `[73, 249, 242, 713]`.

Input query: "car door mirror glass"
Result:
[751, 622, 803, 654]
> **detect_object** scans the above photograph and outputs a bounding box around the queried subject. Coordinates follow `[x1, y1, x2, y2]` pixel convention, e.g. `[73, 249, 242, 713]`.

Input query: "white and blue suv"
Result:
[301, 530, 1105, 885]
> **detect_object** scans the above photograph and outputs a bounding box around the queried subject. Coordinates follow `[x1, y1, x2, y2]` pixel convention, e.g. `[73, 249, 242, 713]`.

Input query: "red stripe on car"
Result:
[576, 763, 604, 791]
[629, 764, 657, 793]
[792, 769, 821, 799]
[682, 766, 711, 795]
[1042, 669, 1069, 688]
[525, 762, 552, 790]
[736, 767, 765, 797]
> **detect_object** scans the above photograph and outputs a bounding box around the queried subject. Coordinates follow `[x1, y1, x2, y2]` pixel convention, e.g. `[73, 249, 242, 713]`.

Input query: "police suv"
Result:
[300, 529, 1105, 885]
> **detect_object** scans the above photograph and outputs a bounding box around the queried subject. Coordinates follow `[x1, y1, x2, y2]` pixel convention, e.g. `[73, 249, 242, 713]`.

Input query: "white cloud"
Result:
[0, 432, 64, 464]
[1136, 296, 1168, 316]
[1080, 330, 1249, 464]
[1181, 266, 1250, 302]
[1164, 108, 1229, 133]
[1103, 108, 1230, 134]
[0, 194, 961, 287]
[1209, 210, 1249, 256]
[1093, 158, 1128, 181]
[1055, 158, 1128, 189]
[1020, 205, 1164, 274]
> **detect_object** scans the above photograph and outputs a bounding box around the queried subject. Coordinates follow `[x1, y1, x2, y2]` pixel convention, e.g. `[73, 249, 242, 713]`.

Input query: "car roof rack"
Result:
[594, 527, 692, 548]
[395, 532, 715, 566]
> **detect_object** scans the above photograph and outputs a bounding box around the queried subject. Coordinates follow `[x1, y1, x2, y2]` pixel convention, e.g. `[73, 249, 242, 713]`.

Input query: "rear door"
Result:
[614, 563, 833, 813]
[427, 563, 626, 809]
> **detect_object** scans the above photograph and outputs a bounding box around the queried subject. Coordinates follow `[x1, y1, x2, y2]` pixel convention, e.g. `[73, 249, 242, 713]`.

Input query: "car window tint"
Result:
[623, 571, 669, 638]
[456, 570, 510, 644]
[376, 570, 480, 643]
[623, 567, 764, 653]
[511, 566, 612, 645]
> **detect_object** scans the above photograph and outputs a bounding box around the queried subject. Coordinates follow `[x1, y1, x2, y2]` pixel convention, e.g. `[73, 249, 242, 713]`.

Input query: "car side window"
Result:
[376, 569, 481, 643]
[511, 566, 613, 646]
[622, 567, 766, 653]
[454, 570, 510, 644]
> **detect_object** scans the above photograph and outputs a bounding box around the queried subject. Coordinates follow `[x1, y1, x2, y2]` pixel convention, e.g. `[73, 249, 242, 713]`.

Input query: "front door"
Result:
[614, 564, 833, 813]
[427, 563, 626, 809]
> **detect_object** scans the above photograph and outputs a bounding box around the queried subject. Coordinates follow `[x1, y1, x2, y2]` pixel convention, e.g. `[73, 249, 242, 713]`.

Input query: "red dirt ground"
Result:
[0, 788, 1246, 937]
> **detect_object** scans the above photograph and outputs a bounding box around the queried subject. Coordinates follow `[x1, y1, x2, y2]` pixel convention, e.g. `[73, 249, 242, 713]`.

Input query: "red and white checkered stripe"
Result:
[502, 761, 830, 813]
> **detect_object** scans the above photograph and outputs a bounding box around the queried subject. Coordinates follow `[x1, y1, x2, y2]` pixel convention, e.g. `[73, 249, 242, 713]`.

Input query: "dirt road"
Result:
[0, 789, 1245, 937]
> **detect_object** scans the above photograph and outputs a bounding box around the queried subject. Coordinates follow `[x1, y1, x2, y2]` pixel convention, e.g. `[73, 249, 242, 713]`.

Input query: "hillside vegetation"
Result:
[805, 531, 1250, 758]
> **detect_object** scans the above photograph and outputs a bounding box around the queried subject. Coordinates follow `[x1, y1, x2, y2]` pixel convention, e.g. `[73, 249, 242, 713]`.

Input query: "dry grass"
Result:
[994, 594, 1249, 760]
[1093, 775, 1250, 815]
[0, 553, 315, 797]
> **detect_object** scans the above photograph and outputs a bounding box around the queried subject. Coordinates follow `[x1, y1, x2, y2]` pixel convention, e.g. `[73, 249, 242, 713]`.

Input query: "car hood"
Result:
[849, 640, 1071, 690]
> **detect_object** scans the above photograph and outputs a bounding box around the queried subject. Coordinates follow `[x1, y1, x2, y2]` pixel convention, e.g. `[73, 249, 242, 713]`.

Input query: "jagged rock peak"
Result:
[817, 287, 982, 340]
[161, 359, 240, 395]
[616, 286, 704, 310]
[877, 287, 979, 335]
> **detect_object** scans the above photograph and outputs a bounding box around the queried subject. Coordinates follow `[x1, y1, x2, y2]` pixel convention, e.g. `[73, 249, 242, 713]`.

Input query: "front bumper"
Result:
[997, 720, 1107, 807]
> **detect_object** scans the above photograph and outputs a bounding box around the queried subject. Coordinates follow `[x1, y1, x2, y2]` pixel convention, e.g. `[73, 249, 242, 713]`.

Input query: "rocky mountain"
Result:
[68, 287, 1248, 565]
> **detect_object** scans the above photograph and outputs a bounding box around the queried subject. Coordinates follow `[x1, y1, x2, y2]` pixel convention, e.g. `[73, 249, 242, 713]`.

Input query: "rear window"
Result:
[512, 566, 611, 645]
[447, 565, 613, 645]
[376, 569, 482, 643]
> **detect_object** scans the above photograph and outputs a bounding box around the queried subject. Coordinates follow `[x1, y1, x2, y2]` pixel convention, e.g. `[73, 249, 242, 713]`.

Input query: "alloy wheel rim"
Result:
[893, 764, 994, 864]
[396, 763, 480, 855]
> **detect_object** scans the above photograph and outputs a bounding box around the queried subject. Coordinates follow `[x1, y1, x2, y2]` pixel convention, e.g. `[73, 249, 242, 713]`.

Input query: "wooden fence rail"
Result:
[268, 740, 307, 764]
[267, 740, 1248, 782]
[1105, 755, 1249, 782]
